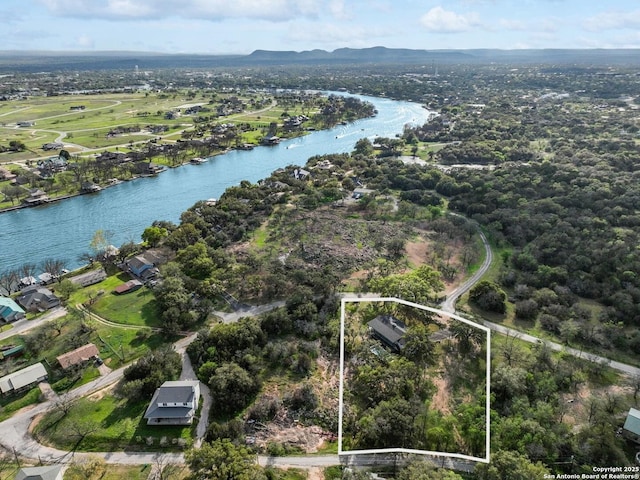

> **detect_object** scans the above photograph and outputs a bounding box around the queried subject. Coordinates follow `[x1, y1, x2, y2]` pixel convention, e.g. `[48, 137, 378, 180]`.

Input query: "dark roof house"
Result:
[17, 286, 60, 312]
[126, 255, 158, 280]
[367, 314, 407, 352]
[144, 380, 200, 425]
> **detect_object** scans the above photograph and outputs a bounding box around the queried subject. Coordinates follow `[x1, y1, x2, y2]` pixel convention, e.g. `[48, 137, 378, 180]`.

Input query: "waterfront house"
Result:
[0, 297, 25, 323]
[17, 286, 60, 312]
[144, 380, 200, 425]
[126, 255, 157, 279]
[367, 314, 407, 352]
[23, 189, 50, 206]
[0, 362, 48, 394]
[133, 161, 165, 176]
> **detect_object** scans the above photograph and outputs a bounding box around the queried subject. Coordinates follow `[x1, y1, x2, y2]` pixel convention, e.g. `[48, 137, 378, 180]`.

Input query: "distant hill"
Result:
[0, 47, 639, 72]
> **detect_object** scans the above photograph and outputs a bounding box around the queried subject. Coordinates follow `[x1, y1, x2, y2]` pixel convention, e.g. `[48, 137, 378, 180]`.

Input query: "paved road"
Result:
[441, 216, 492, 314]
[0, 307, 67, 341]
[440, 216, 640, 377]
[175, 333, 211, 447]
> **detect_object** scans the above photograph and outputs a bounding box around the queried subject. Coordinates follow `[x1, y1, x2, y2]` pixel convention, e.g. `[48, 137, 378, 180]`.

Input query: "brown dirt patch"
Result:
[406, 238, 430, 267]
[562, 383, 633, 427]
[255, 424, 328, 453]
[87, 382, 117, 401]
[250, 355, 338, 454]
[29, 413, 44, 434]
[431, 374, 452, 415]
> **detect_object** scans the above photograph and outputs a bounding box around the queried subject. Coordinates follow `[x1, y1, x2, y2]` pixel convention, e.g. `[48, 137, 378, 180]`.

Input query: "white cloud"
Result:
[75, 34, 95, 49]
[38, 0, 328, 21]
[419, 6, 480, 33]
[583, 9, 640, 32]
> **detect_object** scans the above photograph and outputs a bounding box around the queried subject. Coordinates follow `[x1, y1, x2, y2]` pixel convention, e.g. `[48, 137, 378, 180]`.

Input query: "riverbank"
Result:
[0, 94, 432, 273]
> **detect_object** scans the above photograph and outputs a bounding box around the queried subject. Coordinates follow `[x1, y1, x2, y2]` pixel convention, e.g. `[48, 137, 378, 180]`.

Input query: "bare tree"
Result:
[69, 419, 99, 447]
[53, 393, 75, 418]
[0, 269, 18, 295]
[151, 454, 185, 480]
[41, 258, 66, 282]
[19, 263, 37, 284]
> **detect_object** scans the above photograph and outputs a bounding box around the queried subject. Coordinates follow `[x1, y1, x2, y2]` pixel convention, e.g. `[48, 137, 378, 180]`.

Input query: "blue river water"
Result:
[0, 93, 432, 272]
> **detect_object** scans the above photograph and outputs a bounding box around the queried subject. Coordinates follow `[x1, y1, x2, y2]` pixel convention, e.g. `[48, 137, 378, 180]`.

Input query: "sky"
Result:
[1, 0, 640, 54]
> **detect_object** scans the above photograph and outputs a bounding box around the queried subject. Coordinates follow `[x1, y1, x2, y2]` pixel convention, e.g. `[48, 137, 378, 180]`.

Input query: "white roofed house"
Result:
[15, 464, 64, 480]
[0, 362, 48, 395]
[623, 407, 640, 443]
[144, 380, 200, 425]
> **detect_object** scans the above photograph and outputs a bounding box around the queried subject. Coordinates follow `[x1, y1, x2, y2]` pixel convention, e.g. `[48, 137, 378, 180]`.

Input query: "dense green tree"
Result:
[474, 450, 550, 479]
[355, 397, 421, 449]
[402, 323, 437, 367]
[469, 281, 507, 314]
[141, 225, 168, 247]
[185, 439, 265, 480]
[208, 362, 261, 416]
[396, 460, 463, 480]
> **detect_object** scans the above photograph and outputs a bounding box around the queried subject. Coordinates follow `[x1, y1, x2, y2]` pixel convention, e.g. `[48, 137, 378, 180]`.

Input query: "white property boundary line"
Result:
[338, 296, 491, 464]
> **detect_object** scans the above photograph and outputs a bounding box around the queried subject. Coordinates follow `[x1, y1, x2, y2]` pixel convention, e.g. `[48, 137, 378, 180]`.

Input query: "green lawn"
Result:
[66, 272, 161, 328]
[0, 387, 42, 422]
[90, 284, 161, 328]
[34, 394, 194, 452]
[64, 464, 166, 480]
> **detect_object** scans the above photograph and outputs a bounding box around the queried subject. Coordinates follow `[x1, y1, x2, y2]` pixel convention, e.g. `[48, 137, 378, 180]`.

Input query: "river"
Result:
[0, 93, 432, 272]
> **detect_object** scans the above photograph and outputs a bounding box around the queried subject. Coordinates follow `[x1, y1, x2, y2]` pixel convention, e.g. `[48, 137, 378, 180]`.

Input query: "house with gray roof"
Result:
[126, 254, 158, 280]
[623, 407, 640, 443]
[0, 297, 25, 323]
[17, 286, 60, 312]
[15, 464, 64, 480]
[367, 314, 407, 352]
[144, 380, 200, 425]
[0, 362, 48, 394]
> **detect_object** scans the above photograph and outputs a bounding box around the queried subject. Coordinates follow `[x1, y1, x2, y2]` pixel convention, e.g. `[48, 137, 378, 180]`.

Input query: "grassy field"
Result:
[34, 394, 194, 452]
[0, 387, 42, 422]
[0, 91, 284, 162]
[87, 275, 161, 328]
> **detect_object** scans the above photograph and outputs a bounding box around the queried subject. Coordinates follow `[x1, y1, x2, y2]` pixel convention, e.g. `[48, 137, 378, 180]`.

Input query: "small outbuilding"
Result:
[623, 407, 640, 443]
[114, 279, 143, 295]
